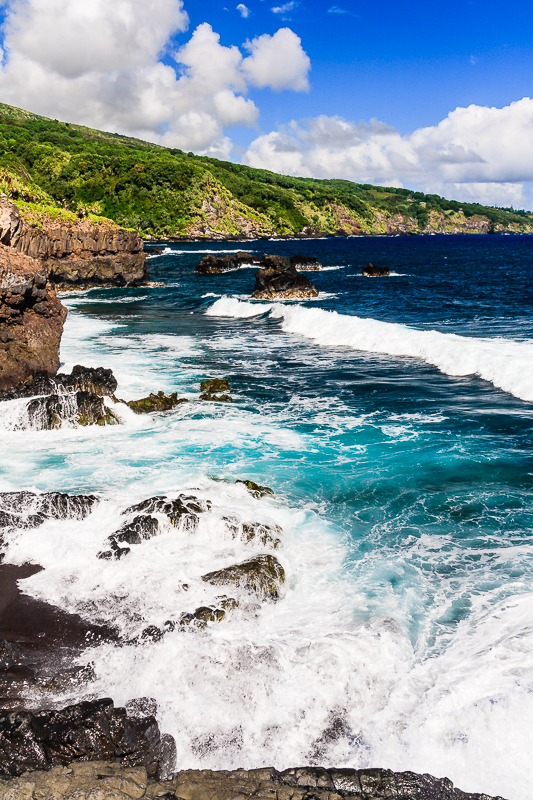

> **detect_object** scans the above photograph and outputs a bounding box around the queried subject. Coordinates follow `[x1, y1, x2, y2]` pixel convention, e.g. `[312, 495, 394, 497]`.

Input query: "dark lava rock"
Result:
[25, 391, 120, 429]
[115, 515, 160, 545]
[126, 391, 188, 414]
[0, 491, 97, 528]
[180, 606, 226, 627]
[97, 539, 131, 561]
[202, 554, 285, 601]
[124, 494, 210, 529]
[235, 479, 274, 498]
[0, 365, 118, 401]
[362, 262, 391, 277]
[290, 254, 322, 271]
[146, 247, 164, 255]
[253, 262, 318, 300]
[223, 516, 281, 549]
[0, 697, 167, 779]
[195, 252, 261, 274]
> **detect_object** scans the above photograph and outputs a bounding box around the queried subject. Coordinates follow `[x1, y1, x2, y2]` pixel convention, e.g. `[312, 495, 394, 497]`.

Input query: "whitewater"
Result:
[1, 235, 532, 800]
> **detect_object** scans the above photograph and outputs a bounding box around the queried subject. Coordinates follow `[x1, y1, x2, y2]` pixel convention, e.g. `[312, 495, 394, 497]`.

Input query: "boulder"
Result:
[0, 491, 97, 525]
[124, 494, 211, 527]
[0, 364, 118, 401]
[127, 391, 187, 414]
[362, 262, 391, 277]
[252, 262, 318, 300]
[195, 252, 260, 274]
[24, 391, 120, 429]
[0, 242, 66, 391]
[202, 554, 285, 601]
[223, 516, 281, 549]
[0, 698, 169, 779]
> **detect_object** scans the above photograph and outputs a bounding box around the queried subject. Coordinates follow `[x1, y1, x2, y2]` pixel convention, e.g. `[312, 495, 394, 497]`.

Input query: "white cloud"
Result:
[0, 0, 310, 156]
[243, 99, 533, 207]
[242, 28, 310, 91]
[236, 3, 250, 17]
[272, 1, 297, 13]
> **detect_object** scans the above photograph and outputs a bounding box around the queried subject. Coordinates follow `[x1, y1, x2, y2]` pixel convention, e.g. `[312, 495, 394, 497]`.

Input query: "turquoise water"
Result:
[1, 235, 533, 799]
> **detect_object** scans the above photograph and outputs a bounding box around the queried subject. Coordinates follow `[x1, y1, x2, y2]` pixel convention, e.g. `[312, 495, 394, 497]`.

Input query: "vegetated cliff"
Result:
[0, 195, 147, 289]
[0, 241, 66, 390]
[0, 102, 531, 240]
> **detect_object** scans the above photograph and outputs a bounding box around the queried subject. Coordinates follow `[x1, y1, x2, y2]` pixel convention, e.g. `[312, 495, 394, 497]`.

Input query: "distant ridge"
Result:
[0, 101, 531, 239]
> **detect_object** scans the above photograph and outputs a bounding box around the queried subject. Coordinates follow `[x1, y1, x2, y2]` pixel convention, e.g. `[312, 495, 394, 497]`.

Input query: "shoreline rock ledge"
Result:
[0, 760, 507, 800]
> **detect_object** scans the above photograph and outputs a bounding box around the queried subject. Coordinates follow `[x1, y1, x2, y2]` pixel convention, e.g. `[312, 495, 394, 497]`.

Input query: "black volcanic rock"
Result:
[0, 698, 167, 778]
[252, 262, 318, 300]
[290, 254, 322, 270]
[126, 391, 188, 414]
[195, 251, 261, 274]
[363, 262, 391, 277]
[202, 554, 285, 601]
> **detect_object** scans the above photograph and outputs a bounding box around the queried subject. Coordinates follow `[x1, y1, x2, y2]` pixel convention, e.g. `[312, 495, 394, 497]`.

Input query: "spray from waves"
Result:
[206, 296, 533, 402]
[149, 248, 259, 256]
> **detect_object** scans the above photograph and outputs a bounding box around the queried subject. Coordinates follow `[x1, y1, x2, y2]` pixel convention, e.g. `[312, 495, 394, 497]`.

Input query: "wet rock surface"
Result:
[362, 263, 391, 277]
[253, 261, 318, 300]
[126, 391, 188, 414]
[0, 762, 507, 800]
[0, 364, 118, 401]
[0, 698, 168, 779]
[196, 252, 262, 274]
[200, 377, 233, 402]
[0, 491, 98, 531]
[235, 479, 274, 498]
[202, 554, 285, 601]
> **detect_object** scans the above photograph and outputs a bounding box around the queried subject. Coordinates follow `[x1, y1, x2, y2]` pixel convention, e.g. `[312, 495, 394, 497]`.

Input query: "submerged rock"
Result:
[362, 262, 391, 277]
[202, 554, 285, 601]
[235, 479, 274, 498]
[223, 516, 281, 549]
[252, 262, 318, 300]
[0, 698, 168, 779]
[0, 491, 97, 527]
[126, 391, 188, 414]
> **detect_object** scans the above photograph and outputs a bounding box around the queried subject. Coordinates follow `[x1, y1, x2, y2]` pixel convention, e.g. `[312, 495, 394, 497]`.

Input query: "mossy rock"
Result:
[127, 391, 188, 414]
[200, 378, 231, 393]
[199, 392, 233, 403]
[236, 479, 274, 498]
[202, 554, 285, 601]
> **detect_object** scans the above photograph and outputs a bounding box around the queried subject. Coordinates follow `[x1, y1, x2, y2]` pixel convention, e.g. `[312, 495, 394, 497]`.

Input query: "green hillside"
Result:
[0, 101, 531, 238]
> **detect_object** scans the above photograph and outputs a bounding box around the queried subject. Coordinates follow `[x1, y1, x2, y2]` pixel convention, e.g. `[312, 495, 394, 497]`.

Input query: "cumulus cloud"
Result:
[272, 2, 297, 15]
[236, 4, 250, 18]
[0, 0, 310, 156]
[242, 29, 310, 91]
[243, 99, 533, 207]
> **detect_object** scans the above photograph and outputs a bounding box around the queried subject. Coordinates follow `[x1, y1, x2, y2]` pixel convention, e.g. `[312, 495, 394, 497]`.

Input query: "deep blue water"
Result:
[1, 235, 533, 799]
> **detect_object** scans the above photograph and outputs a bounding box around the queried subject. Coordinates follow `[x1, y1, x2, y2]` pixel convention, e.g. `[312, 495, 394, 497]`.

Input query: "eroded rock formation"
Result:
[253, 260, 318, 300]
[0, 243, 66, 390]
[195, 252, 322, 275]
[362, 263, 391, 277]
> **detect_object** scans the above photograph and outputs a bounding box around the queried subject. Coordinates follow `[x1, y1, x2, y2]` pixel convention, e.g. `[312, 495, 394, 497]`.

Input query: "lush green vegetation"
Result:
[0, 102, 531, 237]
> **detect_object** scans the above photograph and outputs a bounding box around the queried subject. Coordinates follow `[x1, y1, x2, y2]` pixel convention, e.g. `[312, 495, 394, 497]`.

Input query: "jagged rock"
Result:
[98, 538, 131, 561]
[0, 698, 168, 779]
[0, 364, 118, 401]
[202, 554, 285, 601]
[0, 762, 507, 800]
[0, 491, 97, 525]
[223, 516, 281, 549]
[24, 391, 120, 429]
[179, 605, 226, 627]
[253, 262, 318, 300]
[290, 254, 322, 270]
[235, 479, 274, 498]
[124, 494, 210, 530]
[199, 377, 233, 402]
[114, 515, 160, 545]
[362, 262, 391, 277]
[195, 252, 261, 274]
[0, 241, 66, 390]
[146, 247, 164, 255]
[127, 391, 187, 414]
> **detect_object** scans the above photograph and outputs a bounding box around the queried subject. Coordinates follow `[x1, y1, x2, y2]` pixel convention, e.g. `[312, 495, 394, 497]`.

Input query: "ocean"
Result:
[1, 234, 533, 799]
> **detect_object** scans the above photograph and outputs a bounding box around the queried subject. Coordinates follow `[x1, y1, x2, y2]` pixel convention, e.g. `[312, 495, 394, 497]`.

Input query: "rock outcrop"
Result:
[0, 761, 507, 800]
[362, 263, 391, 277]
[0, 199, 148, 289]
[0, 243, 66, 390]
[202, 554, 286, 601]
[0, 698, 172, 779]
[253, 260, 318, 300]
[195, 253, 322, 275]
[199, 377, 233, 402]
[127, 391, 188, 414]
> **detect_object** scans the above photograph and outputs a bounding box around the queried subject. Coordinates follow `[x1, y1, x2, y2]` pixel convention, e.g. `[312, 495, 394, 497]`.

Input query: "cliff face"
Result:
[0, 243, 66, 390]
[0, 199, 147, 289]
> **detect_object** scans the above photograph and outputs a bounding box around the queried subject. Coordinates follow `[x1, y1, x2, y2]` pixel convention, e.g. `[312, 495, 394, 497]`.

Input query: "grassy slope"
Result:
[0, 102, 531, 238]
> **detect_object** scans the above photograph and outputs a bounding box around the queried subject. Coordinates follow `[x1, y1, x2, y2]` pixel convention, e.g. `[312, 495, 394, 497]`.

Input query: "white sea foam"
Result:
[206, 297, 533, 402]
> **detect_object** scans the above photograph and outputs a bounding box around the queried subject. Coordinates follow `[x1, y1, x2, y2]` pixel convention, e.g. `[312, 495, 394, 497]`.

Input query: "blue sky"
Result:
[0, 0, 532, 207]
